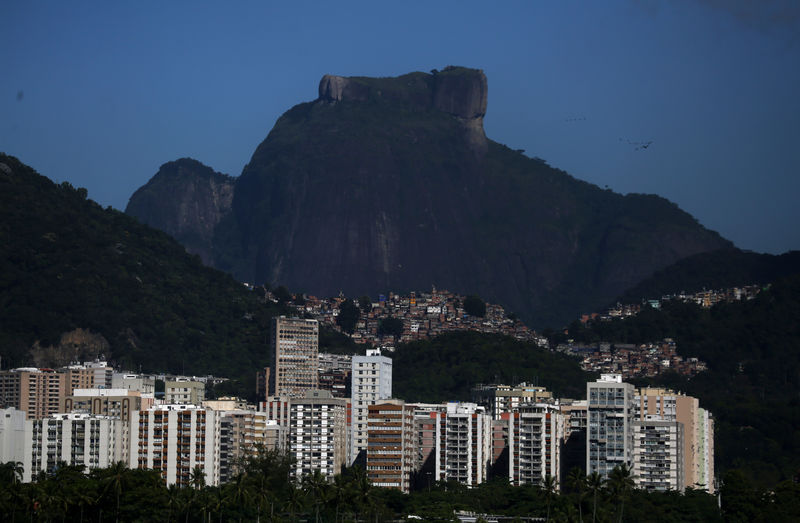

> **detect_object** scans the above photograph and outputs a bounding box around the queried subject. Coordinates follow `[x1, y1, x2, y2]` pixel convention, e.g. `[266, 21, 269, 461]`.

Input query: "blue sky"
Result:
[2, 1, 798, 254]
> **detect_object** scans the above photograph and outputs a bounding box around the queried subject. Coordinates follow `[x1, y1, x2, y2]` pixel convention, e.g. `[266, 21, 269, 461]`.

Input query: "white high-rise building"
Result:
[131, 405, 220, 487]
[0, 408, 32, 482]
[441, 402, 492, 487]
[632, 415, 684, 491]
[30, 413, 122, 479]
[288, 390, 347, 480]
[587, 374, 635, 477]
[507, 403, 564, 487]
[350, 348, 392, 464]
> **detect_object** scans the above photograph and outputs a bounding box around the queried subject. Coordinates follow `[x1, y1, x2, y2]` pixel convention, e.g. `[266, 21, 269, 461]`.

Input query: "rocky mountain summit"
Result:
[126, 158, 234, 265]
[126, 66, 732, 327]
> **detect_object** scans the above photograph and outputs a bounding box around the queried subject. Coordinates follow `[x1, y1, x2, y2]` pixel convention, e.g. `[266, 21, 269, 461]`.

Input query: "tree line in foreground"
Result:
[1, 453, 799, 522]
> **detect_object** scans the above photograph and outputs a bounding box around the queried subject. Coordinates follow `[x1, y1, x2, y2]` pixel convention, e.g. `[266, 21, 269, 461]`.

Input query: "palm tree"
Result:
[565, 468, 586, 523]
[283, 483, 305, 522]
[225, 473, 252, 523]
[166, 484, 181, 523]
[542, 474, 558, 521]
[190, 465, 206, 490]
[606, 464, 635, 523]
[302, 470, 330, 522]
[586, 472, 604, 523]
[101, 461, 128, 523]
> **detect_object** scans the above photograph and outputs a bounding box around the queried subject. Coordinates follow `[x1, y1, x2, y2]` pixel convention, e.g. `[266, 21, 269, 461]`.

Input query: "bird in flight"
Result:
[619, 138, 653, 151]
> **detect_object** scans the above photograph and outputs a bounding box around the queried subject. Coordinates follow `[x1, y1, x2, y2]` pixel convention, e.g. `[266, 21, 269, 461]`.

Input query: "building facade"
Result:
[131, 405, 220, 487]
[288, 390, 347, 480]
[269, 317, 319, 398]
[350, 348, 392, 464]
[587, 374, 635, 477]
[366, 400, 416, 493]
[632, 416, 684, 491]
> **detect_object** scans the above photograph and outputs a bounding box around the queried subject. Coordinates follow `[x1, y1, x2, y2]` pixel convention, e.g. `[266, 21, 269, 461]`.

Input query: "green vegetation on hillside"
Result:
[565, 274, 800, 487]
[0, 154, 286, 384]
[392, 331, 593, 403]
[616, 247, 800, 304]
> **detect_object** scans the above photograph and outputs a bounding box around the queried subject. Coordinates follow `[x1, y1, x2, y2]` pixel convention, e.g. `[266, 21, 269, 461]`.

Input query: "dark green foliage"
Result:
[318, 325, 362, 355]
[377, 316, 404, 338]
[568, 274, 800, 488]
[358, 295, 372, 313]
[2, 457, 797, 520]
[463, 295, 486, 317]
[0, 153, 287, 384]
[618, 248, 800, 304]
[335, 298, 360, 334]
[392, 331, 593, 403]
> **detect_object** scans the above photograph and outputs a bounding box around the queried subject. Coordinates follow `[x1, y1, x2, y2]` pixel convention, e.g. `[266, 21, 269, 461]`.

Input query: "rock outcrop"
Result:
[126, 158, 234, 264]
[126, 67, 733, 327]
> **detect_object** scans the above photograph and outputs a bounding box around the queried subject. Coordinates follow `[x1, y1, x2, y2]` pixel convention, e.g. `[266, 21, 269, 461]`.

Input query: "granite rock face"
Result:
[126, 158, 234, 264]
[126, 67, 732, 327]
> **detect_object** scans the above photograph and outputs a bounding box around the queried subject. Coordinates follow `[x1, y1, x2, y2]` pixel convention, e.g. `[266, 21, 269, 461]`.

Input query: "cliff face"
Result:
[126, 158, 234, 264]
[126, 67, 733, 327]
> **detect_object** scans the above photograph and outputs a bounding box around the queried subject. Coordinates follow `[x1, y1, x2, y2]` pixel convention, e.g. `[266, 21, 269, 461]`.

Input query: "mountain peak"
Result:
[317, 66, 488, 152]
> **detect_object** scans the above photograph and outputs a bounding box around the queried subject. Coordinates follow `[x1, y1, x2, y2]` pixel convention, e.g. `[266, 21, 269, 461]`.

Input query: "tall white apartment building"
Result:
[587, 374, 635, 477]
[350, 348, 392, 464]
[632, 415, 684, 491]
[270, 317, 319, 398]
[441, 402, 491, 487]
[506, 403, 564, 487]
[288, 390, 347, 480]
[30, 413, 122, 479]
[0, 408, 33, 482]
[695, 407, 715, 492]
[131, 405, 220, 487]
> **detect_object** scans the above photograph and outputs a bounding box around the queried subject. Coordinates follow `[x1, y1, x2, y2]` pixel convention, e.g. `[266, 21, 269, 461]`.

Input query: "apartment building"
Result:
[366, 400, 416, 493]
[350, 348, 392, 464]
[112, 372, 156, 394]
[472, 382, 553, 420]
[288, 390, 347, 480]
[587, 374, 635, 477]
[131, 405, 220, 487]
[62, 388, 153, 463]
[164, 378, 206, 405]
[632, 415, 684, 491]
[408, 402, 494, 487]
[0, 408, 32, 482]
[0, 368, 67, 420]
[635, 387, 715, 492]
[30, 413, 122, 479]
[269, 317, 319, 398]
[506, 403, 563, 487]
[64, 359, 113, 391]
[218, 410, 284, 484]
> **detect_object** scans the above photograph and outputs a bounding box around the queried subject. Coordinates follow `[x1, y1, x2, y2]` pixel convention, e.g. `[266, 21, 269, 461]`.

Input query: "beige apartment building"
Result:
[269, 317, 319, 398]
[0, 368, 68, 420]
[635, 387, 715, 492]
[366, 400, 416, 493]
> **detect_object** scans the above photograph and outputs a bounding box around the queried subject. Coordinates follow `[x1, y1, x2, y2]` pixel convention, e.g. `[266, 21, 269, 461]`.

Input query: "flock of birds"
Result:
[564, 116, 653, 151]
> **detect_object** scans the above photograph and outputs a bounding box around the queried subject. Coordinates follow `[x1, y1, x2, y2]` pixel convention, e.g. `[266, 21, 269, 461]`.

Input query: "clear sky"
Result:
[2, 1, 798, 254]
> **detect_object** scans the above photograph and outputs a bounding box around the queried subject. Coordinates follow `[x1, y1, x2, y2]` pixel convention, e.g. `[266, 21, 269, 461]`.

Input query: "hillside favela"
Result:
[3, 5, 800, 521]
